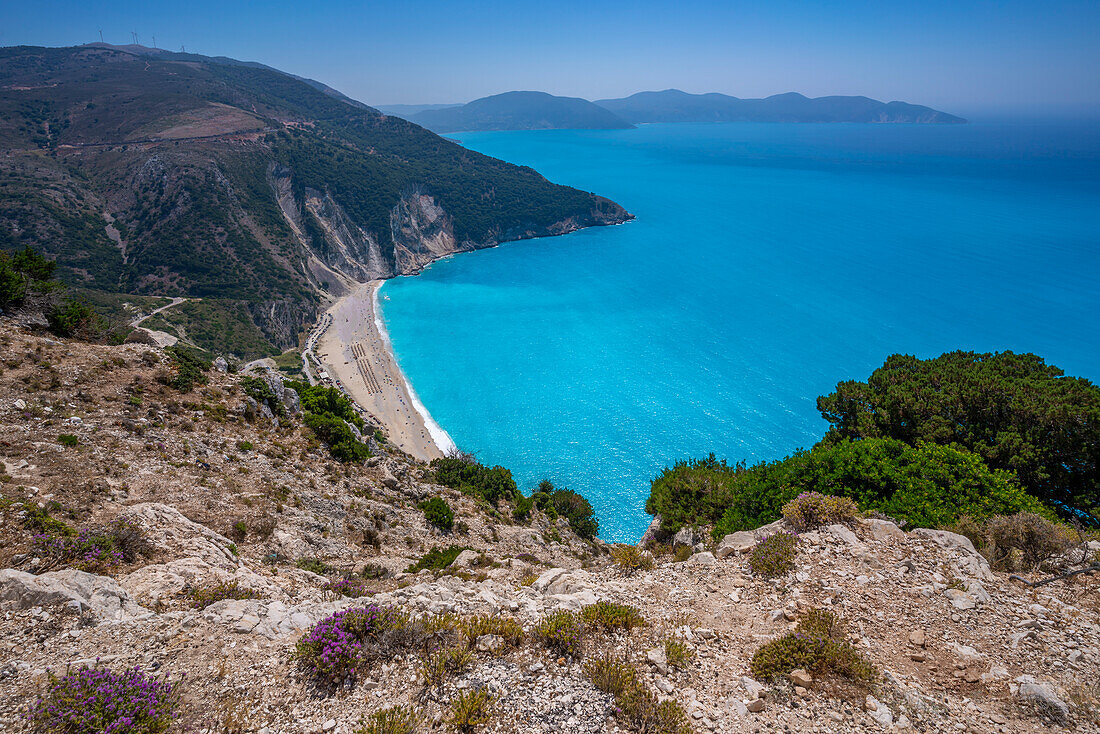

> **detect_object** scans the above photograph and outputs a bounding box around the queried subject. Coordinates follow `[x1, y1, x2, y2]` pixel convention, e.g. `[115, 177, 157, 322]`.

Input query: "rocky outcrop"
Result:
[0, 568, 151, 621]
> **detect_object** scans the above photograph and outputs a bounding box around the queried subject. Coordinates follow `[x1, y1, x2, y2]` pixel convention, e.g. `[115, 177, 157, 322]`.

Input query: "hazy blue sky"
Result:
[3, 0, 1099, 116]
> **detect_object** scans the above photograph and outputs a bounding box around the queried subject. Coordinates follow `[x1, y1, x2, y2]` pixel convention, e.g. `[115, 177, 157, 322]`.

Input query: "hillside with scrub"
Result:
[0, 307, 1098, 733]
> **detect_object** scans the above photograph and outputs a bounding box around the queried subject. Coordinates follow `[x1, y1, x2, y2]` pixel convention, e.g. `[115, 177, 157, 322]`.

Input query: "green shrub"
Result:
[189, 580, 261, 609]
[534, 610, 585, 657]
[579, 601, 645, 632]
[296, 557, 335, 576]
[303, 412, 370, 463]
[285, 381, 363, 429]
[240, 376, 285, 417]
[420, 647, 474, 690]
[48, 298, 107, 340]
[58, 434, 78, 447]
[817, 350, 1100, 522]
[449, 689, 494, 733]
[664, 638, 695, 669]
[354, 706, 422, 734]
[585, 655, 693, 734]
[610, 544, 654, 575]
[430, 456, 518, 505]
[406, 545, 471, 573]
[296, 605, 413, 686]
[21, 506, 74, 536]
[461, 615, 525, 647]
[236, 440, 254, 452]
[750, 609, 876, 689]
[673, 545, 693, 563]
[34, 517, 149, 574]
[512, 494, 533, 523]
[163, 346, 211, 392]
[984, 513, 1080, 571]
[782, 491, 859, 531]
[531, 481, 599, 539]
[748, 532, 798, 578]
[420, 497, 455, 532]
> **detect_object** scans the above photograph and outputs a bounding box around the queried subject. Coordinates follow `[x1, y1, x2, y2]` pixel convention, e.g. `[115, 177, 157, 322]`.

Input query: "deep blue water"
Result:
[380, 121, 1100, 542]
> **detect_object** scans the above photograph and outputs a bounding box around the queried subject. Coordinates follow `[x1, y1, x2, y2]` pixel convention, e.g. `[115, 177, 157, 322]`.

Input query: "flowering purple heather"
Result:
[30, 665, 180, 734]
[324, 577, 372, 598]
[296, 605, 401, 685]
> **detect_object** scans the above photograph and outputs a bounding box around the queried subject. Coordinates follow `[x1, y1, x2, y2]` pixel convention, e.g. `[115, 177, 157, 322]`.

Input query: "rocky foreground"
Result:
[0, 324, 1097, 733]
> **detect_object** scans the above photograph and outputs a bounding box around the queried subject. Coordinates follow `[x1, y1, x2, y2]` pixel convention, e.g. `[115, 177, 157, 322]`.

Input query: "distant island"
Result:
[385, 88, 965, 131]
[597, 89, 966, 124]
[407, 91, 635, 133]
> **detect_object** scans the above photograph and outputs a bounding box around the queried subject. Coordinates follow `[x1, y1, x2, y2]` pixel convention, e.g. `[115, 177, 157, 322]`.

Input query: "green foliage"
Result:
[143, 299, 278, 359]
[585, 655, 693, 734]
[0, 245, 56, 310]
[189, 580, 261, 609]
[511, 494, 533, 523]
[303, 412, 370, 463]
[817, 351, 1100, 522]
[982, 513, 1080, 571]
[240, 376, 286, 418]
[430, 457, 518, 505]
[609, 544, 655, 575]
[448, 688, 494, 733]
[645, 454, 741, 535]
[533, 610, 585, 658]
[750, 609, 876, 688]
[163, 345, 211, 392]
[21, 506, 75, 536]
[406, 545, 471, 573]
[748, 532, 798, 578]
[57, 434, 78, 447]
[355, 706, 422, 734]
[47, 297, 107, 339]
[460, 615, 525, 647]
[782, 492, 860, 531]
[531, 480, 599, 539]
[579, 601, 646, 632]
[664, 638, 695, 669]
[420, 647, 474, 689]
[419, 497, 455, 532]
[296, 557, 335, 576]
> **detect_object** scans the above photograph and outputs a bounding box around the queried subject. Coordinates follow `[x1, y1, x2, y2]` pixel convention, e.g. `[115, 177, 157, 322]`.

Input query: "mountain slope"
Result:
[411, 91, 634, 132]
[0, 46, 631, 356]
[597, 89, 966, 123]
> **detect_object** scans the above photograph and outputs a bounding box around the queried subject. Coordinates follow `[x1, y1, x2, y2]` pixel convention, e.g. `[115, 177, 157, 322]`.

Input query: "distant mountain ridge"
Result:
[596, 89, 966, 124]
[410, 91, 635, 133]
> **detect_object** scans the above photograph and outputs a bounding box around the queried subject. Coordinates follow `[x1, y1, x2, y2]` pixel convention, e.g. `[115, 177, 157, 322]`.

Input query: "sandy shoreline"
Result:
[313, 281, 452, 462]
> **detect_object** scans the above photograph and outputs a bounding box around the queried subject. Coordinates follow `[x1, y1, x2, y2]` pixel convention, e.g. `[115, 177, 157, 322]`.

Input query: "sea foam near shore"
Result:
[373, 283, 457, 456]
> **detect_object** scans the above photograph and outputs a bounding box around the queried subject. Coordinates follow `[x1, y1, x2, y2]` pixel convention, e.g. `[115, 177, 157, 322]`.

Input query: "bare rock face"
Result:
[125, 503, 239, 570]
[0, 568, 150, 621]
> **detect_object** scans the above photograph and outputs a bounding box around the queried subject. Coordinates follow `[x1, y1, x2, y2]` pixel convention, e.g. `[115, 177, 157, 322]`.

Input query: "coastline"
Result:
[313, 281, 453, 462]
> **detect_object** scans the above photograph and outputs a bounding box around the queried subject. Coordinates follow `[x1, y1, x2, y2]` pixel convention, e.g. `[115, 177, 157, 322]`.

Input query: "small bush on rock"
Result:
[31, 665, 180, 734]
[585, 655, 693, 734]
[406, 546, 471, 573]
[34, 516, 148, 574]
[296, 557, 335, 576]
[189, 580, 261, 609]
[531, 481, 599, 539]
[296, 605, 412, 686]
[431, 456, 518, 505]
[449, 688, 494, 733]
[748, 532, 798, 578]
[419, 497, 454, 532]
[324, 577, 374, 598]
[985, 513, 1079, 571]
[355, 705, 422, 734]
[461, 615, 525, 647]
[751, 609, 876, 689]
[782, 491, 859, 531]
[420, 647, 474, 690]
[580, 601, 646, 632]
[610, 544, 654, 575]
[664, 638, 695, 669]
[534, 610, 585, 658]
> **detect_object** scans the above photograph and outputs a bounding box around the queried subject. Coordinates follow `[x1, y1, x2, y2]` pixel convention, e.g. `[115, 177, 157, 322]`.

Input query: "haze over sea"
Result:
[380, 121, 1100, 542]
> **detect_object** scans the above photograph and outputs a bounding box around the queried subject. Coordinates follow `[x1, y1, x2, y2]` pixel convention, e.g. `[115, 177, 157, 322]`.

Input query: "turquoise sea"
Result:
[380, 121, 1100, 542]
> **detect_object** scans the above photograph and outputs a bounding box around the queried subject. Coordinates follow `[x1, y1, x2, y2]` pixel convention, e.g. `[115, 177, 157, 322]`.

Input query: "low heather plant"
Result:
[449, 688, 494, 733]
[748, 532, 798, 578]
[585, 655, 692, 734]
[579, 601, 646, 632]
[419, 647, 474, 690]
[609, 544, 655, 575]
[663, 638, 695, 669]
[30, 664, 180, 734]
[324, 577, 374, 599]
[782, 492, 860, 531]
[296, 605, 410, 686]
[189, 581, 261, 610]
[354, 705, 422, 734]
[460, 615, 525, 647]
[34, 517, 148, 574]
[750, 608, 876, 689]
[534, 610, 585, 658]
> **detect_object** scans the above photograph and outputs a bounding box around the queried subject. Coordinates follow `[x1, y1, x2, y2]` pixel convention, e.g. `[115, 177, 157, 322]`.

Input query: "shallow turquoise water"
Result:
[381, 121, 1100, 542]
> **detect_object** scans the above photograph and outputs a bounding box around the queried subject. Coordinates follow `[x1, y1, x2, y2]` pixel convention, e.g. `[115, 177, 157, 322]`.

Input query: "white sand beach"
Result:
[313, 281, 452, 462]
